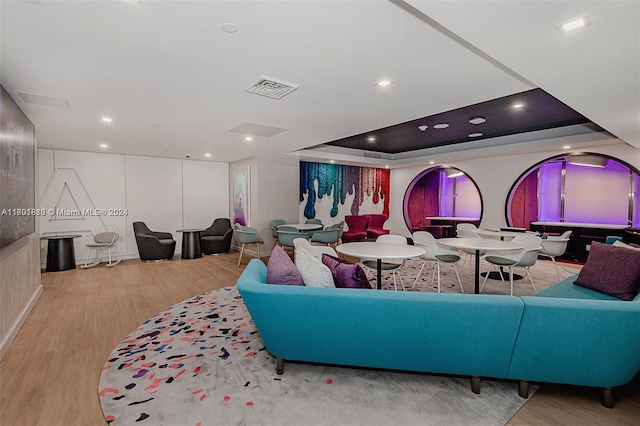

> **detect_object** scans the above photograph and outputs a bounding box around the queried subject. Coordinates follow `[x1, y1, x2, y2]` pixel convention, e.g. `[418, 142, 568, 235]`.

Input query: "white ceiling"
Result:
[1, 0, 638, 165]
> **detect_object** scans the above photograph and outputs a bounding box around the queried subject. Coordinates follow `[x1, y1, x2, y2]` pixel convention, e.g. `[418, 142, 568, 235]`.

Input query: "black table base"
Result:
[180, 231, 203, 259]
[45, 238, 77, 272]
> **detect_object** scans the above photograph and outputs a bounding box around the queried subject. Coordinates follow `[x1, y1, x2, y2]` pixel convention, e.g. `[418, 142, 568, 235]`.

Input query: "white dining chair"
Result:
[412, 231, 463, 293]
[456, 223, 484, 270]
[539, 230, 572, 281]
[293, 237, 337, 260]
[360, 234, 407, 291]
[480, 234, 542, 296]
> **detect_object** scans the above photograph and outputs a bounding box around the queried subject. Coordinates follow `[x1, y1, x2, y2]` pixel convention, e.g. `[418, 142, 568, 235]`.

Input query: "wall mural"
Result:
[232, 166, 250, 226]
[300, 161, 390, 218]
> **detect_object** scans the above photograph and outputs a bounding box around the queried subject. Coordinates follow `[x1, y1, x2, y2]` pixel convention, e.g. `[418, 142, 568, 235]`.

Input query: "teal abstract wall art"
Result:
[300, 161, 390, 218]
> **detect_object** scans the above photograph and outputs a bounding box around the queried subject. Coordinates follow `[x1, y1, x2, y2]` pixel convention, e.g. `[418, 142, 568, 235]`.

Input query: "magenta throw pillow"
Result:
[267, 246, 304, 286]
[574, 242, 640, 300]
[322, 254, 371, 289]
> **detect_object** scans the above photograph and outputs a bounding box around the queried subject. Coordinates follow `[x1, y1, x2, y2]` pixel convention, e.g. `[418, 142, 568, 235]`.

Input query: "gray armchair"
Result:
[201, 218, 233, 255]
[132, 221, 176, 261]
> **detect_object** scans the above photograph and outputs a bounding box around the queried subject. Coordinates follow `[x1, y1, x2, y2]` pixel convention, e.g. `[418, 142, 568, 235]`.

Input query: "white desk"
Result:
[437, 238, 523, 294]
[336, 242, 425, 290]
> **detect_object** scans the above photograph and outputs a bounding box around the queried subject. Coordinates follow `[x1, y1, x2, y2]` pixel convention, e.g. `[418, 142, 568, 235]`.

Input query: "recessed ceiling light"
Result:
[556, 15, 592, 34]
[222, 22, 238, 33]
[563, 145, 571, 149]
[429, 161, 435, 165]
[513, 103, 524, 109]
[433, 123, 449, 129]
[469, 116, 486, 125]
[367, 136, 376, 142]
[205, 153, 211, 157]
[468, 133, 483, 138]
[375, 80, 393, 87]
[245, 136, 253, 141]
[417, 125, 428, 131]
[101, 117, 112, 123]
[385, 165, 389, 169]
[329, 160, 335, 164]
[99, 143, 108, 148]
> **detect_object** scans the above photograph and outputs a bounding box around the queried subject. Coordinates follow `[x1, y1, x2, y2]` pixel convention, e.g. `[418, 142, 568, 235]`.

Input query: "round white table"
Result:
[436, 238, 523, 294]
[475, 229, 537, 240]
[336, 242, 425, 290]
[278, 223, 323, 231]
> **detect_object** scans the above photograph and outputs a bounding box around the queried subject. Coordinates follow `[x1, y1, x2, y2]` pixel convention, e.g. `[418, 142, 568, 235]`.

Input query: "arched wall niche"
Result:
[403, 166, 483, 234]
[506, 152, 640, 229]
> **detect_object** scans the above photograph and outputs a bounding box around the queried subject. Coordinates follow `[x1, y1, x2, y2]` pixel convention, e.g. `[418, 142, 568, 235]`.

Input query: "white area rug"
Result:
[97, 260, 581, 426]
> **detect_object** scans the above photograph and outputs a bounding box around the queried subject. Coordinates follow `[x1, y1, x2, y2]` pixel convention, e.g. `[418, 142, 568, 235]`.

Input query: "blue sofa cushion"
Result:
[267, 246, 304, 286]
[574, 241, 640, 300]
[536, 275, 623, 301]
[321, 254, 371, 289]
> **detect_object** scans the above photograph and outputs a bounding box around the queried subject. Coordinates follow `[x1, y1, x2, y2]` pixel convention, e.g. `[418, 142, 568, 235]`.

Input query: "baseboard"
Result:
[0, 284, 43, 361]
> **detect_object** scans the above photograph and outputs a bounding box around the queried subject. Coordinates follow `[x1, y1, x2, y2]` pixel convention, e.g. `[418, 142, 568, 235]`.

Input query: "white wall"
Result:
[388, 141, 640, 236]
[38, 149, 229, 263]
[229, 156, 300, 256]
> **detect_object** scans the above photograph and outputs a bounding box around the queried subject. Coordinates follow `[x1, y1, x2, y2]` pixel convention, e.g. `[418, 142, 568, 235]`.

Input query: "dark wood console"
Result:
[530, 222, 630, 262]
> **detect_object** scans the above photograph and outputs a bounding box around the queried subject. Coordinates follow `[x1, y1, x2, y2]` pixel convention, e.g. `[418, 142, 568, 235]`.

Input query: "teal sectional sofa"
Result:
[236, 259, 640, 407]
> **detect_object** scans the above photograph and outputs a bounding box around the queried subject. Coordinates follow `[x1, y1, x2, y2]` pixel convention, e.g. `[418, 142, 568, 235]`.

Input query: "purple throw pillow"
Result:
[267, 246, 304, 286]
[322, 254, 371, 289]
[574, 241, 640, 300]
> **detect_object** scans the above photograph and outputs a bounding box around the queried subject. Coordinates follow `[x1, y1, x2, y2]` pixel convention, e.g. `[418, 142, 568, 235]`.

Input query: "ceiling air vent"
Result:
[245, 75, 299, 99]
[363, 152, 383, 159]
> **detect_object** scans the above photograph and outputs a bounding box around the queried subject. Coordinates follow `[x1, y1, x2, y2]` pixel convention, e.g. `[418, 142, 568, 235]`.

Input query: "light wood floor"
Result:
[0, 253, 638, 426]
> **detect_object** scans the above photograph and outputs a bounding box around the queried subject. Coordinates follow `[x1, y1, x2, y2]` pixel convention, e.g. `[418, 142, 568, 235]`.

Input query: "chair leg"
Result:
[509, 267, 514, 296]
[397, 270, 405, 291]
[411, 261, 428, 289]
[452, 263, 463, 293]
[480, 266, 490, 292]
[436, 262, 441, 293]
[550, 256, 562, 282]
[526, 267, 537, 293]
[237, 244, 245, 267]
[256, 243, 261, 261]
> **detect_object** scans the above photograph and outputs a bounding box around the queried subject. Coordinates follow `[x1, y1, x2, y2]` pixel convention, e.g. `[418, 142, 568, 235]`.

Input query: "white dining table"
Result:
[436, 238, 523, 294]
[278, 223, 323, 231]
[336, 241, 425, 290]
[475, 229, 537, 240]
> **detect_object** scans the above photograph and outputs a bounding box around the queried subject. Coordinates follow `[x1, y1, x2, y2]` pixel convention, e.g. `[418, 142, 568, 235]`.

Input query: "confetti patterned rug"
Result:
[98, 275, 560, 426]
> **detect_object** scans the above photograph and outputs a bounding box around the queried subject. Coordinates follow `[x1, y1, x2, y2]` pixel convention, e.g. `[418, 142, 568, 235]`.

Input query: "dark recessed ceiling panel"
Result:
[325, 88, 601, 154]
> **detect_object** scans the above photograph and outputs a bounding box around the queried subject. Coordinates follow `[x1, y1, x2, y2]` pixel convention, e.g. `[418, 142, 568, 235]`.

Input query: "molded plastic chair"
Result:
[235, 224, 264, 267]
[605, 235, 623, 245]
[360, 234, 407, 291]
[201, 218, 233, 255]
[366, 214, 390, 239]
[305, 218, 323, 226]
[269, 219, 287, 248]
[310, 227, 340, 247]
[277, 225, 308, 257]
[343, 215, 369, 242]
[132, 221, 176, 261]
[293, 237, 337, 260]
[539, 230, 572, 281]
[456, 223, 483, 269]
[412, 231, 462, 293]
[81, 226, 121, 268]
[481, 234, 542, 296]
